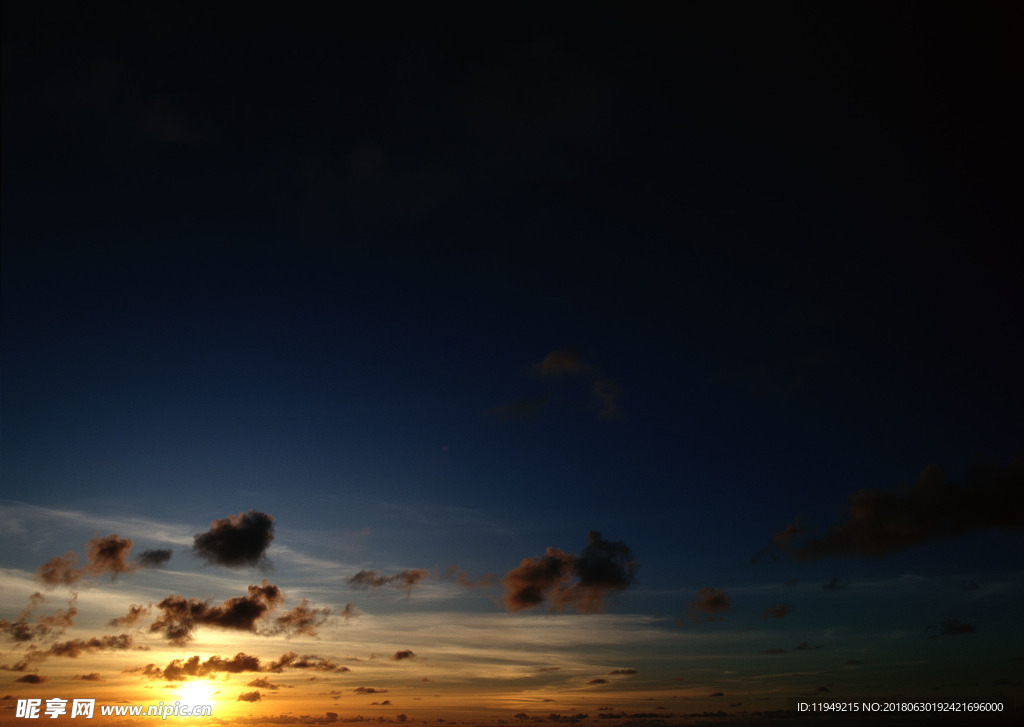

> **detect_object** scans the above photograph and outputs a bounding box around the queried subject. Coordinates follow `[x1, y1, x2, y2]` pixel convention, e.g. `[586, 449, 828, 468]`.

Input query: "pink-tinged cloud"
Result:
[776, 459, 1024, 559]
[502, 531, 637, 613]
[193, 510, 275, 568]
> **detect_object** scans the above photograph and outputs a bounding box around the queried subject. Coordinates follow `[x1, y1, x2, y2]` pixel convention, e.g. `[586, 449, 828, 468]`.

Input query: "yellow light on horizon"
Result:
[177, 680, 216, 709]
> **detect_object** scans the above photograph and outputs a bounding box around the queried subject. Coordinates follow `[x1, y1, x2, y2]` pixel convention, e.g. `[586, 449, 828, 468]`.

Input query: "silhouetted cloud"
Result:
[149, 581, 284, 644]
[238, 691, 261, 702]
[35, 536, 166, 586]
[609, 669, 637, 675]
[270, 599, 332, 637]
[137, 549, 173, 568]
[775, 459, 1024, 559]
[193, 510, 275, 568]
[392, 650, 415, 661]
[353, 687, 388, 694]
[266, 652, 350, 673]
[589, 678, 608, 685]
[760, 603, 792, 620]
[688, 588, 733, 622]
[502, 531, 637, 613]
[109, 604, 151, 628]
[347, 569, 428, 592]
[1, 594, 76, 642]
[12, 633, 136, 669]
[444, 566, 498, 589]
[73, 672, 102, 681]
[15, 674, 46, 684]
[338, 603, 361, 620]
[247, 677, 279, 690]
[938, 619, 976, 636]
[140, 653, 263, 680]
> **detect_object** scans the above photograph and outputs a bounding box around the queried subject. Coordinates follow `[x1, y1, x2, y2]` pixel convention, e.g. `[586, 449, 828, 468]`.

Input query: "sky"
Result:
[2, 3, 1022, 725]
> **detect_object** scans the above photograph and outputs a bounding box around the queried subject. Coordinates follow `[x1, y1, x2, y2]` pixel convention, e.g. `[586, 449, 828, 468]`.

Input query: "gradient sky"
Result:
[2, 4, 1022, 726]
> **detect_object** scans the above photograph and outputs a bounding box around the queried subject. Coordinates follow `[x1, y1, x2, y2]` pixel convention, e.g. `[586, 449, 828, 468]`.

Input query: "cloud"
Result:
[137, 549, 173, 568]
[35, 536, 164, 586]
[688, 588, 733, 622]
[760, 603, 792, 620]
[444, 566, 498, 589]
[347, 569, 428, 592]
[1, 593, 77, 642]
[266, 652, 350, 673]
[109, 604, 151, 628]
[247, 678, 279, 690]
[353, 687, 388, 694]
[609, 669, 637, 675]
[238, 691, 262, 702]
[392, 650, 415, 661]
[775, 458, 1024, 559]
[148, 580, 284, 644]
[502, 531, 637, 613]
[15, 674, 46, 684]
[73, 673, 102, 681]
[270, 599, 332, 637]
[338, 603, 361, 620]
[937, 619, 976, 637]
[494, 348, 622, 421]
[533, 349, 591, 378]
[193, 510, 275, 568]
[822, 577, 846, 591]
[589, 678, 608, 685]
[10, 633, 136, 669]
[140, 653, 263, 681]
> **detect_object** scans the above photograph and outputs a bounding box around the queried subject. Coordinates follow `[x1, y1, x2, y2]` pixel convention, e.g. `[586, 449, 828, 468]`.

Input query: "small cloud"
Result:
[347, 569, 428, 592]
[759, 603, 792, 620]
[339, 603, 361, 620]
[74, 673, 103, 681]
[148, 581, 284, 644]
[193, 511, 275, 568]
[588, 678, 608, 685]
[822, 576, 846, 591]
[353, 687, 388, 694]
[247, 678, 279, 690]
[237, 691, 261, 702]
[688, 587, 733, 622]
[392, 650, 415, 661]
[762, 649, 787, 654]
[16, 674, 46, 684]
[109, 604, 151, 628]
[609, 669, 637, 675]
[137, 549, 173, 568]
[938, 619, 976, 637]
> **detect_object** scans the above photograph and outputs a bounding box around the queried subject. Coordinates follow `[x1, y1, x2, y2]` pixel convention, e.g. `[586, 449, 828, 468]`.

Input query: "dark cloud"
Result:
[141, 653, 263, 681]
[338, 603, 361, 620]
[347, 569, 428, 592]
[238, 691, 262, 702]
[15, 674, 46, 684]
[86, 535, 136, 578]
[775, 459, 1024, 560]
[502, 532, 637, 613]
[392, 650, 415, 661]
[109, 604, 151, 628]
[247, 677, 279, 690]
[760, 603, 792, 620]
[46, 634, 134, 658]
[1, 594, 77, 642]
[938, 619, 976, 636]
[266, 652, 349, 673]
[270, 599, 332, 637]
[688, 588, 733, 622]
[795, 642, 822, 651]
[35, 553, 81, 586]
[193, 510, 275, 568]
[822, 577, 846, 591]
[148, 581, 284, 644]
[444, 566, 498, 589]
[609, 669, 637, 675]
[137, 549, 173, 568]
[73, 672, 102, 681]
[35, 536, 160, 586]
[353, 687, 388, 694]
[589, 678, 608, 685]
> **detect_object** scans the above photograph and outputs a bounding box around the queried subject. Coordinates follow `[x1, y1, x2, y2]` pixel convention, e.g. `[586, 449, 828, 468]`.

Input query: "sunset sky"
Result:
[2, 3, 1022, 725]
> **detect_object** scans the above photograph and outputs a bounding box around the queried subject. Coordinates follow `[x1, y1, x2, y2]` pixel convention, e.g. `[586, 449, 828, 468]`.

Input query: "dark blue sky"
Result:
[2, 3, 1022, 722]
